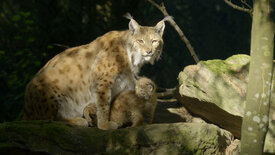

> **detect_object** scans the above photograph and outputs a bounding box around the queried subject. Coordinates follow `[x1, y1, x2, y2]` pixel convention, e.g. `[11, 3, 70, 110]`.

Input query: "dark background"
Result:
[0, 0, 251, 122]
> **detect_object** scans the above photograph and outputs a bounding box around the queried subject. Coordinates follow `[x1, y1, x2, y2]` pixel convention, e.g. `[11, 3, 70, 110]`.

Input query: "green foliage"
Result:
[0, 2, 44, 122]
[0, 0, 251, 122]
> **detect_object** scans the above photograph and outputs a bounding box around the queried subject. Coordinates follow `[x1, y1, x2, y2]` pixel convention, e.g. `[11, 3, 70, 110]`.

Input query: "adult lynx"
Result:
[23, 14, 170, 130]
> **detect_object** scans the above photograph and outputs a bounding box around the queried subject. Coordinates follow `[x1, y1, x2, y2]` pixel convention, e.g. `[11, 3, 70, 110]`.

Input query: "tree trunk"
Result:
[240, 0, 275, 154]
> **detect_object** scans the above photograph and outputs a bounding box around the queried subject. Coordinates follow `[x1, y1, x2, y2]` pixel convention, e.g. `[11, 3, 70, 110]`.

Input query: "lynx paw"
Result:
[98, 121, 118, 130]
[108, 121, 118, 130]
[62, 117, 89, 127]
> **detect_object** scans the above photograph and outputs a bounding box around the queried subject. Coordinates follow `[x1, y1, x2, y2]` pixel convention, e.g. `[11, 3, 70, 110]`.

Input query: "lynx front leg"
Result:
[147, 111, 155, 124]
[145, 104, 157, 124]
[131, 112, 144, 127]
[95, 82, 118, 130]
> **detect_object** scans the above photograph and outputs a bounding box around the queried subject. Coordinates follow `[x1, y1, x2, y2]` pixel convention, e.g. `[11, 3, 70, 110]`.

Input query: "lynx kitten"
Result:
[83, 77, 157, 128]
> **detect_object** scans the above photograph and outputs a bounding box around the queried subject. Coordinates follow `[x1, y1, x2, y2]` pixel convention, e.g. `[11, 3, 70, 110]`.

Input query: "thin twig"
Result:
[224, 0, 253, 16]
[241, 0, 252, 10]
[53, 43, 70, 49]
[157, 98, 178, 103]
[157, 87, 176, 91]
[147, 0, 200, 64]
[157, 87, 176, 98]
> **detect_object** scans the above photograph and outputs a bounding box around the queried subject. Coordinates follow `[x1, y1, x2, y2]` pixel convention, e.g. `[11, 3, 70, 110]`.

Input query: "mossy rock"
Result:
[178, 55, 248, 118]
[177, 54, 275, 153]
[0, 121, 233, 155]
[200, 54, 250, 75]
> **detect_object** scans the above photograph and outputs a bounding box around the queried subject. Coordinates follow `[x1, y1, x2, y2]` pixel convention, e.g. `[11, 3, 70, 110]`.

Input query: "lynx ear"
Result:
[124, 13, 140, 34]
[154, 16, 173, 36]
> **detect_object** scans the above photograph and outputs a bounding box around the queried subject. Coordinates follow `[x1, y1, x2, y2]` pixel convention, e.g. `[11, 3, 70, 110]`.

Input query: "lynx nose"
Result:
[146, 51, 152, 55]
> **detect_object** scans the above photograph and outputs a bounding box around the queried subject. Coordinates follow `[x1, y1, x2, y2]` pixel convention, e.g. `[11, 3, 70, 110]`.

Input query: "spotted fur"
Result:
[83, 77, 157, 128]
[23, 14, 167, 130]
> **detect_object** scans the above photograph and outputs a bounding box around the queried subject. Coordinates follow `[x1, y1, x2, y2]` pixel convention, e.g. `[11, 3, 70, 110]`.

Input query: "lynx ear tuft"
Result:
[154, 16, 173, 36]
[124, 12, 133, 20]
[124, 13, 140, 35]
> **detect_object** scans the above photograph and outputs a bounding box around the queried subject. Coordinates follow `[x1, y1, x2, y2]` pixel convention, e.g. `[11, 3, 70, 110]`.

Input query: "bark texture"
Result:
[240, 0, 275, 154]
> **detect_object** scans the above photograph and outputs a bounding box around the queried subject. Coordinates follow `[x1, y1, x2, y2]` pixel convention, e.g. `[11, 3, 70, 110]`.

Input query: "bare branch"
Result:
[147, 0, 200, 64]
[157, 98, 177, 103]
[224, 0, 253, 15]
[157, 87, 176, 91]
[241, 0, 252, 10]
[157, 87, 176, 98]
[53, 43, 70, 49]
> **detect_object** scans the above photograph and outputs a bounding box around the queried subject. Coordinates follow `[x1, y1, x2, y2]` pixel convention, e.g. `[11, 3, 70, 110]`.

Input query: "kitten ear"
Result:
[154, 16, 173, 36]
[124, 13, 140, 34]
[147, 84, 154, 92]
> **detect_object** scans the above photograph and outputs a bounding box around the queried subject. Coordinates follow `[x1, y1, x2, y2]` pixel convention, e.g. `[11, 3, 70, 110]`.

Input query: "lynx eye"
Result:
[137, 40, 144, 44]
[152, 40, 158, 44]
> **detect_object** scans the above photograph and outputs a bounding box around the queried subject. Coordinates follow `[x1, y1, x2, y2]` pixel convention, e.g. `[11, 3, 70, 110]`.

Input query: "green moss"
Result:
[0, 121, 232, 154]
[106, 127, 146, 154]
[199, 54, 250, 75]
[0, 121, 87, 154]
[200, 60, 233, 75]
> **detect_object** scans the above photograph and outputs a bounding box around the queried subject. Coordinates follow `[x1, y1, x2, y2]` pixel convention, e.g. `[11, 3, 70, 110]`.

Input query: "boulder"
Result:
[0, 121, 235, 155]
[176, 54, 275, 153]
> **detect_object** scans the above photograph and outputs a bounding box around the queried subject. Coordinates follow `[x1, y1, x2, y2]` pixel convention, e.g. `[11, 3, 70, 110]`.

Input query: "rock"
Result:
[176, 54, 250, 138]
[0, 121, 234, 155]
[176, 54, 275, 153]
